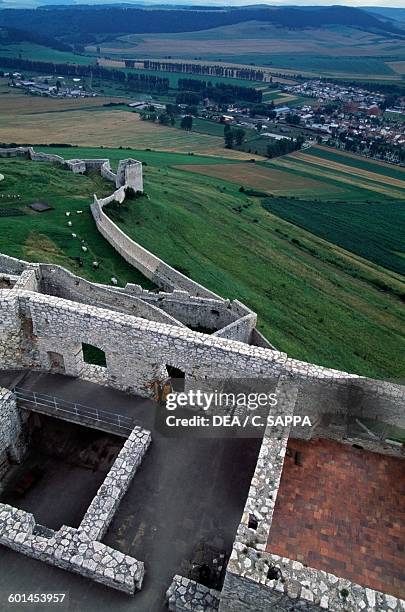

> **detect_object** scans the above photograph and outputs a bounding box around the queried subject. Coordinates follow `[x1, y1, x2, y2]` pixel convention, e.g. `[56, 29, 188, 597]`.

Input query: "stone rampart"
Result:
[91, 196, 221, 299]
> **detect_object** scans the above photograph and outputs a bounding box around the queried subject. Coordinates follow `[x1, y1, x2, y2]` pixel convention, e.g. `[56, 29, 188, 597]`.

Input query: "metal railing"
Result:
[12, 386, 135, 436]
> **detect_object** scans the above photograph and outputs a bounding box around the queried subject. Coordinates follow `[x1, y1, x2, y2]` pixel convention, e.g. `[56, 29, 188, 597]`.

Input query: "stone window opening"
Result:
[82, 343, 107, 368]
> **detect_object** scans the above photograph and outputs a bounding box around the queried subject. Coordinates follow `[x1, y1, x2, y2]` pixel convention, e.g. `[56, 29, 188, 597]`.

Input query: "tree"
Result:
[158, 113, 171, 126]
[180, 115, 193, 131]
[286, 113, 301, 126]
[234, 128, 245, 147]
[224, 128, 234, 149]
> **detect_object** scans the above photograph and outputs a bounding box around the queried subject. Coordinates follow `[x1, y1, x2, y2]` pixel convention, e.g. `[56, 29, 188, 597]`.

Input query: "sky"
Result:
[1, 0, 405, 8]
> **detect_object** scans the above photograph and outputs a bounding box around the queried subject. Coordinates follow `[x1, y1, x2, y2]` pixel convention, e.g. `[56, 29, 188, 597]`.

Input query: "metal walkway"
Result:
[13, 386, 135, 437]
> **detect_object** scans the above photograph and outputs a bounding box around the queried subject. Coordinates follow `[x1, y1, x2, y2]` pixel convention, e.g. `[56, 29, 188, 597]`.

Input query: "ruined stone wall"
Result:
[0, 504, 144, 594]
[79, 425, 151, 541]
[213, 314, 256, 343]
[40, 265, 183, 328]
[166, 575, 221, 611]
[0, 388, 25, 464]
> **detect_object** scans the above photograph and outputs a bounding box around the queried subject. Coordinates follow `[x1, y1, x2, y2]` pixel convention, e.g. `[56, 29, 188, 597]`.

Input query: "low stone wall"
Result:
[79, 425, 151, 541]
[0, 504, 144, 594]
[0, 387, 25, 465]
[40, 264, 183, 327]
[166, 575, 221, 611]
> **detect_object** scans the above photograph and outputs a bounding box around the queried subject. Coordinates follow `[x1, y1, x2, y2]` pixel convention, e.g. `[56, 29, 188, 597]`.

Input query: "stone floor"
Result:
[266, 438, 405, 600]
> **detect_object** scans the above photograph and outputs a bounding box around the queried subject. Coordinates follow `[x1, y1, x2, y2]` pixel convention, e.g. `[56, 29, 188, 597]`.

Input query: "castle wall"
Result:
[40, 265, 183, 328]
[78, 425, 151, 541]
[91, 196, 221, 299]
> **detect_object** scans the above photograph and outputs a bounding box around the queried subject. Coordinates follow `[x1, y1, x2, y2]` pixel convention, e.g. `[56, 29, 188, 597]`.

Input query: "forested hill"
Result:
[0, 5, 402, 40]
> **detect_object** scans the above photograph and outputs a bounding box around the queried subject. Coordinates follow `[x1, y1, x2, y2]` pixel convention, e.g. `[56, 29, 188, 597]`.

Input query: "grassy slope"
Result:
[105, 162, 405, 380]
[1, 147, 404, 379]
[0, 158, 151, 286]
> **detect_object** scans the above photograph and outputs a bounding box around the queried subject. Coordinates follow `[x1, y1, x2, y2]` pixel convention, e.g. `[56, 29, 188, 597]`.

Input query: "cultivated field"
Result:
[0, 86, 259, 159]
[175, 163, 349, 199]
[270, 146, 405, 200]
[176, 145, 405, 202]
[89, 22, 405, 79]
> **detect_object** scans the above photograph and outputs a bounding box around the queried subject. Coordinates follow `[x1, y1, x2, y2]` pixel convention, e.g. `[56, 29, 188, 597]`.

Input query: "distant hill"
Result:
[366, 8, 405, 24]
[0, 5, 403, 42]
[0, 26, 72, 51]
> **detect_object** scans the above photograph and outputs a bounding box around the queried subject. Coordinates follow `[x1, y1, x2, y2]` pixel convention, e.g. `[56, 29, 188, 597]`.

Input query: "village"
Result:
[6, 72, 97, 99]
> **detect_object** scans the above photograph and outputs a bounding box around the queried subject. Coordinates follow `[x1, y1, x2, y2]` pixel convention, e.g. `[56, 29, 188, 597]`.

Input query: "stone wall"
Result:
[40, 265, 184, 327]
[0, 387, 25, 465]
[213, 314, 256, 343]
[119, 286, 236, 330]
[0, 504, 144, 594]
[79, 425, 151, 541]
[166, 575, 221, 611]
[219, 379, 405, 612]
[91, 196, 221, 299]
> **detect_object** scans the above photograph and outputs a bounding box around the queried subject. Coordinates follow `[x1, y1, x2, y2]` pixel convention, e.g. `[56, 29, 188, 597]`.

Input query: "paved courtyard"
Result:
[267, 438, 405, 599]
[0, 370, 262, 611]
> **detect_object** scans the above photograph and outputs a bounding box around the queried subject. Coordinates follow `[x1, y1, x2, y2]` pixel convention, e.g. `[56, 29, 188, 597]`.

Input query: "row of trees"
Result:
[1, 57, 170, 93]
[143, 61, 265, 82]
[266, 136, 304, 159]
[177, 79, 262, 104]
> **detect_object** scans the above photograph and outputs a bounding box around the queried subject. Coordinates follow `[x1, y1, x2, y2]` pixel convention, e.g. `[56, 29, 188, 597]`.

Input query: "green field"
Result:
[262, 198, 405, 276]
[0, 42, 94, 65]
[1, 147, 404, 381]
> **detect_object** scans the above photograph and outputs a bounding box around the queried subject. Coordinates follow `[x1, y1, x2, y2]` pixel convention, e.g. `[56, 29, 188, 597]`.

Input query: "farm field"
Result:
[0, 157, 150, 287]
[176, 145, 405, 201]
[92, 22, 405, 79]
[270, 146, 405, 200]
[0, 42, 94, 65]
[0, 80, 131, 117]
[0, 87, 259, 159]
[1, 147, 404, 380]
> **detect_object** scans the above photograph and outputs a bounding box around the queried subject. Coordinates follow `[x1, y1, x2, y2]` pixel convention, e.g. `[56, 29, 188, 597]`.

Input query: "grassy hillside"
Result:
[0, 157, 150, 286]
[1, 147, 404, 380]
[103, 159, 404, 380]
